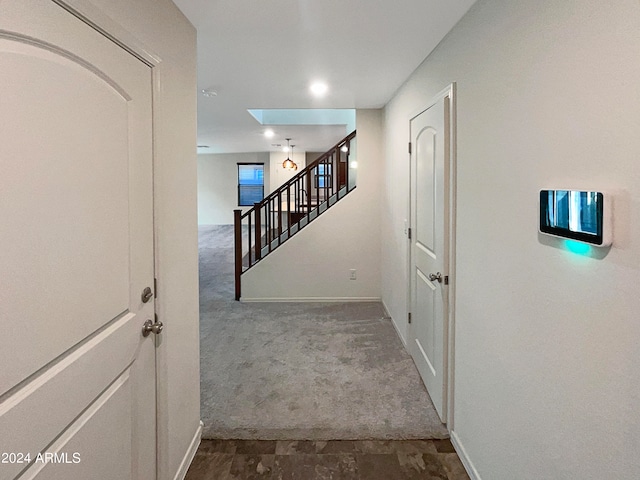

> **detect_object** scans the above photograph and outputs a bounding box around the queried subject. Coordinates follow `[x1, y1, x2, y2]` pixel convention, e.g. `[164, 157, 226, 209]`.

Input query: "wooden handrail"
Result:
[233, 129, 356, 300]
[258, 130, 356, 207]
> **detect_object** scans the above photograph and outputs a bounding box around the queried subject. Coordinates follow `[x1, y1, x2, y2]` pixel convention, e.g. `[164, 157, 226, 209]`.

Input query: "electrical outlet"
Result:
[349, 269, 357, 280]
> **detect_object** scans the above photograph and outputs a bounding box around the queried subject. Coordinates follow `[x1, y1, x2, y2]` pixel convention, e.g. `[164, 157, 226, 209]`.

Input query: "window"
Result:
[315, 164, 332, 189]
[238, 163, 264, 206]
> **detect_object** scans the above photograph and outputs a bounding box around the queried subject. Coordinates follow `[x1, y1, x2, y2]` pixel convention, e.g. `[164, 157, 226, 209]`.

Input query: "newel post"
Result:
[233, 209, 242, 301]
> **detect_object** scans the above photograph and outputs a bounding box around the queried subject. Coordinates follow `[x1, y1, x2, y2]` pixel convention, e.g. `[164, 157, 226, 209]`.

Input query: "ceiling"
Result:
[172, 0, 476, 154]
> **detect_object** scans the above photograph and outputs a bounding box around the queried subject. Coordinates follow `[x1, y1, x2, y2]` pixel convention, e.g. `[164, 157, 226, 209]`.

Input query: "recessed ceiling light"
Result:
[282, 146, 289, 152]
[310, 82, 328, 97]
[264, 129, 275, 138]
[201, 88, 217, 97]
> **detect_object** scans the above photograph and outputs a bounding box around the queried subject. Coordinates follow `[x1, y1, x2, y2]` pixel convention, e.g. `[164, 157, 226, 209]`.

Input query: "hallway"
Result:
[194, 225, 473, 478]
[198, 225, 446, 440]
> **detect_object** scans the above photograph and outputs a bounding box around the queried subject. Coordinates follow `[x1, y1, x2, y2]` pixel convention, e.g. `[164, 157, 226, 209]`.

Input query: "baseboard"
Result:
[241, 296, 382, 303]
[382, 299, 407, 347]
[450, 430, 481, 480]
[380, 300, 391, 318]
[173, 420, 203, 480]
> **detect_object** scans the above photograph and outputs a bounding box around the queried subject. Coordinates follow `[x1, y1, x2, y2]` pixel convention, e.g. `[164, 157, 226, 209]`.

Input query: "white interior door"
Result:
[0, 1, 156, 479]
[409, 92, 451, 422]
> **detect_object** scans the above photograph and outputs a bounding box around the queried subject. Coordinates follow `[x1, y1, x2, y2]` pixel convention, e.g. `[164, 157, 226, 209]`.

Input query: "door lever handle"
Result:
[428, 272, 443, 283]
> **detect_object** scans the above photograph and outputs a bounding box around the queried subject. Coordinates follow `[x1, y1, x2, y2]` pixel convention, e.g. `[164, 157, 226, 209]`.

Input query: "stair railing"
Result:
[233, 130, 356, 300]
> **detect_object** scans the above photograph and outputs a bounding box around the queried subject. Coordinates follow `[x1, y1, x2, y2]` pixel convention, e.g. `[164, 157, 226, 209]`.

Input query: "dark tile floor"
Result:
[185, 439, 470, 480]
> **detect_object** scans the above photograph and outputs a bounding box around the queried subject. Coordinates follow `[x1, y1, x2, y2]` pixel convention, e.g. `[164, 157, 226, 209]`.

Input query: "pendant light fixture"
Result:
[282, 138, 298, 170]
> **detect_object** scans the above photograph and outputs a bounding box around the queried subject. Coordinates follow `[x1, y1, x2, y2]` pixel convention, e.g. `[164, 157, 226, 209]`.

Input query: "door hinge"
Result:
[444, 275, 449, 285]
[408, 312, 412, 324]
[408, 142, 412, 154]
[154, 278, 158, 299]
[408, 227, 412, 240]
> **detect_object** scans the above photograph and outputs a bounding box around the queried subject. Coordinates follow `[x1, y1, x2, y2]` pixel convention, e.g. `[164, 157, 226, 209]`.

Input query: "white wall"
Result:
[198, 152, 270, 225]
[269, 150, 307, 194]
[85, 2, 199, 479]
[382, 1, 640, 479]
[242, 110, 382, 301]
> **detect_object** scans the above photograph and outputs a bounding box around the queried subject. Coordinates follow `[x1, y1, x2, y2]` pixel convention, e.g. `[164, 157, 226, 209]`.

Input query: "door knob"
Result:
[142, 319, 164, 337]
[141, 287, 153, 303]
[428, 272, 443, 283]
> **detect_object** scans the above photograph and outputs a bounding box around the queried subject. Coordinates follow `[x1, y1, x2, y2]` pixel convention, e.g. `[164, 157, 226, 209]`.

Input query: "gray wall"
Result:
[382, 0, 640, 478]
[306, 151, 324, 163]
[198, 152, 270, 225]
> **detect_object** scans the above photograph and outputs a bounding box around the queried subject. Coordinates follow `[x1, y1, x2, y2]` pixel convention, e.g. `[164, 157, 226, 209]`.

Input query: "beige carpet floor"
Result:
[199, 225, 448, 440]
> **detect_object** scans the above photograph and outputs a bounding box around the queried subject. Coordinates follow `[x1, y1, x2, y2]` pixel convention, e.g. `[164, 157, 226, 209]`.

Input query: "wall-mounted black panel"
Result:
[539, 190, 611, 246]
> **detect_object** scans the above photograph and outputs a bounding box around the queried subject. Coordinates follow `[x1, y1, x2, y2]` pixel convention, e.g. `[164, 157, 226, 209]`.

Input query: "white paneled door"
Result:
[0, 1, 156, 479]
[409, 90, 452, 423]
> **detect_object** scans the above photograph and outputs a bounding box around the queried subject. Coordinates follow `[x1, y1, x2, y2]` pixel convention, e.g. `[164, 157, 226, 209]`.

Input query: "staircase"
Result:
[233, 130, 356, 300]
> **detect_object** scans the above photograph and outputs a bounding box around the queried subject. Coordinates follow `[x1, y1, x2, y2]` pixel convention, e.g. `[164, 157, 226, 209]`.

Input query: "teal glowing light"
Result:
[565, 239, 591, 255]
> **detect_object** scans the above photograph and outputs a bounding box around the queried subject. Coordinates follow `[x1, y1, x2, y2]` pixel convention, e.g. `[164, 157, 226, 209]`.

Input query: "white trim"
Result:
[450, 430, 481, 480]
[406, 83, 457, 426]
[240, 296, 382, 303]
[382, 299, 408, 347]
[380, 300, 392, 318]
[172, 421, 203, 480]
[446, 82, 458, 431]
[51, 0, 161, 66]
[408, 84, 454, 122]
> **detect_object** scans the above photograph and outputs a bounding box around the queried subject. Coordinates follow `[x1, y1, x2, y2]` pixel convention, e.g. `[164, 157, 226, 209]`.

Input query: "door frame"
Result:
[407, 83, 457, 428]
[50, 0, 170, 475]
